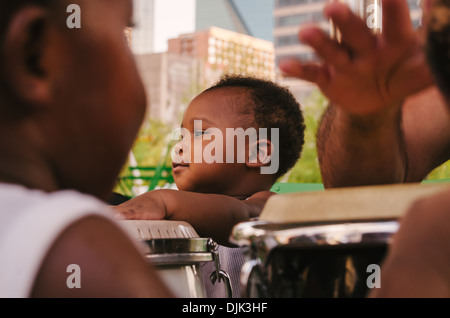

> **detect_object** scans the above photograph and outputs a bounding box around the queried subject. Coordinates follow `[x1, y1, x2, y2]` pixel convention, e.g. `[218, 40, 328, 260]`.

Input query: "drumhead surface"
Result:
[260, 183, 450, 223]
[121, 220, 199, 240]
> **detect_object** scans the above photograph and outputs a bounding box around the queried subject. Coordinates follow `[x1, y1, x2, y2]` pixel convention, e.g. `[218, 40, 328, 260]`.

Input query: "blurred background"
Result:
[115, 0, 448, 198]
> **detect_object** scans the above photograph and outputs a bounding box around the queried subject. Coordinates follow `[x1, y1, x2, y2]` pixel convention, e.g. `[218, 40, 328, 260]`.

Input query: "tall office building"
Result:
[196, 0, 275, 42]
[274, 0, 327, 64]
[168, 27, 276, 82]
[273, 0, 328, 99]
[131, 0, 196, 54]
[131, 0, 155, 54]
[135, 52, 204, 125]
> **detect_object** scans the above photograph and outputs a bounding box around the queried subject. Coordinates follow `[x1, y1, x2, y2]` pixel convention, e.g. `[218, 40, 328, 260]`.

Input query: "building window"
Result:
[276, 52, 318, 65]
[276, 11, 325, 27]
[276, 34, 300, 47]
[276, 0, 326, 7]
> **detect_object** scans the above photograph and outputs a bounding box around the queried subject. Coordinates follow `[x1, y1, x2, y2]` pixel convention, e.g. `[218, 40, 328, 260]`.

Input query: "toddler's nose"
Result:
[175, 143, 183, 155]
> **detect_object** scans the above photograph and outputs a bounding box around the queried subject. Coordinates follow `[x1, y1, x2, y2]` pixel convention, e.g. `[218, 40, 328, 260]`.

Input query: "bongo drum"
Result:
[230, 183, 450, 298]
[122, 220, 232, 298]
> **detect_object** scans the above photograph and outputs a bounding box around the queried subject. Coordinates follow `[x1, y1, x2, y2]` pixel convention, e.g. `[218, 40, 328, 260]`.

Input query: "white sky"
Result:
[152, 0, 196, 53]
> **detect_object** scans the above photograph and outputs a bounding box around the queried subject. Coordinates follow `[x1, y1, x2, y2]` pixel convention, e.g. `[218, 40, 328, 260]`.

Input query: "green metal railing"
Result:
[117, 165, 174, 198]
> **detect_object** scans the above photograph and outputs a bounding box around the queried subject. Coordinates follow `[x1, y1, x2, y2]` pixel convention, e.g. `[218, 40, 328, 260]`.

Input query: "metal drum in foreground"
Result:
[231, 219, 399, 298]
[122, 220, 232, 298]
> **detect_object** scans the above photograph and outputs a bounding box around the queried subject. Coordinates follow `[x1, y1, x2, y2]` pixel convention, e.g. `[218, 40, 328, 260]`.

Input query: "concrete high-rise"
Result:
[196, 0, 275, 42]
[131, 0, 196, 54]
[168, 27, 275, 82]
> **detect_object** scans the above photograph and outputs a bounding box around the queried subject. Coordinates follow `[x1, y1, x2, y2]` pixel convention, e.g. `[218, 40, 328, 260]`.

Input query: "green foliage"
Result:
[132, 119, 174, 167]
[285, 89, 328, 184]
[426, 161, 450, 181]
[114, 119, 174, 196]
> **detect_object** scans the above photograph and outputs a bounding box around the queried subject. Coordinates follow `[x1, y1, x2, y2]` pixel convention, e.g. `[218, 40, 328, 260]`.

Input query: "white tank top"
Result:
[0, 183, 123, 298]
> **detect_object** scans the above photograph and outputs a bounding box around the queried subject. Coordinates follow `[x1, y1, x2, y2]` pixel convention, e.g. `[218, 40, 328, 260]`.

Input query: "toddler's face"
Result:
[172, 88, 256, 196]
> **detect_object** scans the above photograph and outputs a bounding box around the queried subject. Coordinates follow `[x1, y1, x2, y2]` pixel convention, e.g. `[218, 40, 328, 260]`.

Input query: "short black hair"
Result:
[205, 74, 306, 180]
[426, 0, 450, 100]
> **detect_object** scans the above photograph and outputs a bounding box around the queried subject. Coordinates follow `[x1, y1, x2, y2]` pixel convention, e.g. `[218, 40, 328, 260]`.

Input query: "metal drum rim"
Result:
[230, 219, 400, 247]
[141, 237, 212, 253]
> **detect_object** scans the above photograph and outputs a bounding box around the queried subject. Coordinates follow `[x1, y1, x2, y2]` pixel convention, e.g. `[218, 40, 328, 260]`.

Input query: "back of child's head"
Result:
[204, 74, 306, 181]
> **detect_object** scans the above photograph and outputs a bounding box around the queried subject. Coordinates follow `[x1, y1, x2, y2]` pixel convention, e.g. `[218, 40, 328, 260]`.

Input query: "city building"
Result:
[273, 0, 329, 99]
[131, 0, 196, 54]
[131, 0, 155, 54]
[168, 26, 276, 83]
[135, 52, 204, 126]
[196, 0, 275, 42]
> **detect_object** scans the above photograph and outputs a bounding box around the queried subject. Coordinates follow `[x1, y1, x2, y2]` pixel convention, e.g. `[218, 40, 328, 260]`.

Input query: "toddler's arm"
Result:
[114, 190, 275, 245]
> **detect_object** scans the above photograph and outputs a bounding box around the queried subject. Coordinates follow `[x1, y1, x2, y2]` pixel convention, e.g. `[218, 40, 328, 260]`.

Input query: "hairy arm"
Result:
[317, 100, 406, 187]
[116, 190, 275, 246]
[317, 87, 450, 187]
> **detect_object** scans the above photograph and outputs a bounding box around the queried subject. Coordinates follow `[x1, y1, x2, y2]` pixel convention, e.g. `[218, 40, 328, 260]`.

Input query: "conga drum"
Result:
[230, 183, 450, 298]
[121, 220, 232, 298]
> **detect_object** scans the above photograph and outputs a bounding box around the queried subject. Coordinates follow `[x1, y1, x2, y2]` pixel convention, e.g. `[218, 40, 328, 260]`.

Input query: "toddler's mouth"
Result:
[172, 162, 190, 172]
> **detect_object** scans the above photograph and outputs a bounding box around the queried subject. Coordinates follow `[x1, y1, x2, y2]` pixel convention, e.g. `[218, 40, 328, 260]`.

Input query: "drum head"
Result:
[121, 220, 199, 240]
[120, 220, 214, 265]
[259, 183, 449, 223]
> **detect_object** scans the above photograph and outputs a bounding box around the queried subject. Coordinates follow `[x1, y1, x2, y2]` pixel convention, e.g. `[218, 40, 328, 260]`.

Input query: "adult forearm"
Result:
[317, 104, 408, 188]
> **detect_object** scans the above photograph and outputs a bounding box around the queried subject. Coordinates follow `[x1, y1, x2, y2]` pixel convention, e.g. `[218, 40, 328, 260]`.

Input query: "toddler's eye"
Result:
[194, 130, 207, 138]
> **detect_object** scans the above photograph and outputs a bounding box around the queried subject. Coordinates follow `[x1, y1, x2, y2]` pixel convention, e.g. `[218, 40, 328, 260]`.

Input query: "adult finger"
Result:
[299, 27, 351, 69]
[278, 57, 330, 87]
[324, 1, 377, 55]
[382, 0, 415, 43]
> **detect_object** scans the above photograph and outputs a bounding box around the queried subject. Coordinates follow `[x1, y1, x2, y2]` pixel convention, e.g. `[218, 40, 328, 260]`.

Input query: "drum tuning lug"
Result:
[210, 270, 233, 298]
[207, 239, 233, 298]
[207, 239, 220, 282]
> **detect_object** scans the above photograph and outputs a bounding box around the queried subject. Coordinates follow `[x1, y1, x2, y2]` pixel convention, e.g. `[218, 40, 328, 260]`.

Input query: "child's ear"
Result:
[246, 139, 273, 168]
[3, 7, 53, 108]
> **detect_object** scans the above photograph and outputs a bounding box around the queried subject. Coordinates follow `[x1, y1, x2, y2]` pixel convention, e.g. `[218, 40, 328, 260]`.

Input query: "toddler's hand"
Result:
[112, 191, 167, 220]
